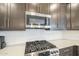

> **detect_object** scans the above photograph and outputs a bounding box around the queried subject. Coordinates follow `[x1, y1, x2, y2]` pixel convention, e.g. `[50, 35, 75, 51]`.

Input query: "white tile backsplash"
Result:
[0, 29, 63, 45]
[63, 31, 79, 40]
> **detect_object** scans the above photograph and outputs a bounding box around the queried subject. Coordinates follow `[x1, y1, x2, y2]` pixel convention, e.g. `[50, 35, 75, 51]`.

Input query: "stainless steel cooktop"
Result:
[25, 40, 56, 54]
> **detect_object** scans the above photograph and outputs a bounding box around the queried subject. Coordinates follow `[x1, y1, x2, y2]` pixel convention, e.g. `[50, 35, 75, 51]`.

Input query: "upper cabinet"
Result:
[28, 3, 40, 13]
[39, 3, 50, 14]
[49, 4, 59, 30]
[9, 3, 26, 30]
[57, 4, 67, 30]
[66, 4, 71, 30]
[71, 4, 79, 30]
[0, 4, 8, 30]
[0, 3, 26, 30]
[66, 3, 79, 30]
[25, 3, 50, 14]
[50, 3, 67, 30]
[25, 3, 40, 13]
[1, 3, 79, 30]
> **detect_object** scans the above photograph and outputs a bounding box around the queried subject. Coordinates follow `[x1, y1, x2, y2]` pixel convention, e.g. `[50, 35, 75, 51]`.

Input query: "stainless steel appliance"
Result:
[25, 11, 51, 30]
[24, 40, 59, 56]
[0, 36, 6, 49]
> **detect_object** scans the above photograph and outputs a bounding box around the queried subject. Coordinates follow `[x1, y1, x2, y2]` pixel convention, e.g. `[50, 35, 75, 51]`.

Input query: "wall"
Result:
[0, 29, 63, 45]
[63, 31, 79, 40]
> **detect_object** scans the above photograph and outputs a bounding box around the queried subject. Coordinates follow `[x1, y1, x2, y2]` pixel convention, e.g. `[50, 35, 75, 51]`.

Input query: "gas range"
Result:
[24, 40, 59, 56]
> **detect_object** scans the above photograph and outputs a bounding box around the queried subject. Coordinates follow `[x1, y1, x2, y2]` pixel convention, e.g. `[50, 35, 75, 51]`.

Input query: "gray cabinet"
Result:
[59, 46, 73, 56]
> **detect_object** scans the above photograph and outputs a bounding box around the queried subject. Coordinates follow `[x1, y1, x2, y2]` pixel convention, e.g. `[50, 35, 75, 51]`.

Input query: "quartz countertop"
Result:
[48, 39, 76, 49]
[0, 43, 25, 56]
[0, 39, 79, 56]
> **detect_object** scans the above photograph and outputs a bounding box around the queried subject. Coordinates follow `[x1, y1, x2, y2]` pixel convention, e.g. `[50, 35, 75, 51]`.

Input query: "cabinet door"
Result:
[71, 4, 79, 30]
[66, 4, 71, 30]
[57, 4, 67, 30]
[59, 46, 73, 56]
[9, 3, 25, 30]
[25, 3, 29, 11]
[77, 46, 79, 56]
[0, 3, 7, 30]
[27, 3, 40, 13]
[50, 3, 59, 30]
[39, 3, 50, 14]
[73, 46, 78, 56]
[50, 3, 68, 30]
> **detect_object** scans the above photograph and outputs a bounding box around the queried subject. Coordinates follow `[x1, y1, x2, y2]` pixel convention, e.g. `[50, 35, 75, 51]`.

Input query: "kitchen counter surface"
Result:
[0, 43, 25, 56]
[0, 39, 79, 56]
[48, 39, 77, 49]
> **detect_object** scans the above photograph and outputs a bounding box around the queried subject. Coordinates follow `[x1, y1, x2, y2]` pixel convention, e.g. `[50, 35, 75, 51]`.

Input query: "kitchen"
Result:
[0, 3, 79, 56]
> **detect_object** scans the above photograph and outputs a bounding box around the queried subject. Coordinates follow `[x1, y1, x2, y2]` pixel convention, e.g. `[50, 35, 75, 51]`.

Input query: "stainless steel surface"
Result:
[25, 48, 59, 56]
[25, 12, 51, 29]
[24, 40, 59, 56]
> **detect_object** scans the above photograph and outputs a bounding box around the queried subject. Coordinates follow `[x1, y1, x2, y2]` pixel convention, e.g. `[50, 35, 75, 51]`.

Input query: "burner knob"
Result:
[41, 48, 43, 50]
[51, 51, 54, 54]
[55, 51, 57, 53]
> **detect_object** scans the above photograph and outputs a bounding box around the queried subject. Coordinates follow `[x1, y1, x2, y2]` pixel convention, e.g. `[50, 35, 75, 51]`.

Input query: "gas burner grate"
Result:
[25, 40, 56, 54]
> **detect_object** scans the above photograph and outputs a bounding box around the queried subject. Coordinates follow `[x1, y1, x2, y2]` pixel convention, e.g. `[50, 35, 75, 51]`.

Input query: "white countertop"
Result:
[48, 39, 77, 49]
[1, 39, 79, 56]
[0, 43, 25, 56]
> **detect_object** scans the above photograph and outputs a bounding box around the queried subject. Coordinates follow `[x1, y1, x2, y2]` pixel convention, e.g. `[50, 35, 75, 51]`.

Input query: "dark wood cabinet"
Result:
[66, 3, 79, 30]
[9, 3, 26, 30]
[66, 4, 71, 30]
[73, 45, 78, 56]
[25, 3, 50, 14]
[50, 4, 67, 30]
[0, 3, 8, 30]
[1, 3, 79, 30]
[25, 3, 40, 13]
[59, 46, 73, 56]
[50, 4, 59, 30]
[0, 3, 26, 30]
[50, 3, 79, 30]
[39, 3, 50, 14]
[57, 4, 67, 30]
[59, 46, 79, 56]
[70, 4, 79, 30]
